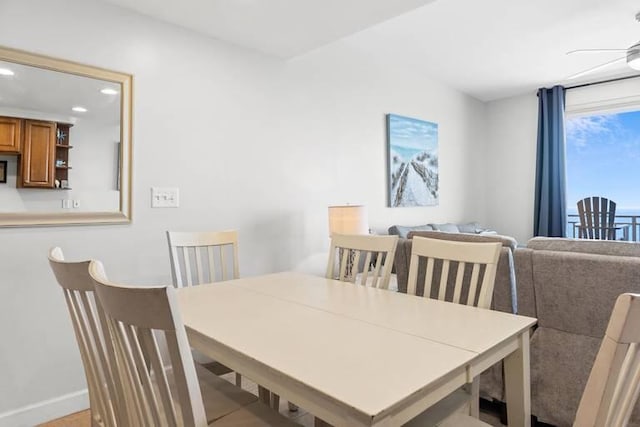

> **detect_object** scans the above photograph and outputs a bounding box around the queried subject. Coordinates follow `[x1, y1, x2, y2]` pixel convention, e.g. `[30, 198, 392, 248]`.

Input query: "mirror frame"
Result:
[0, 46, 132, 227]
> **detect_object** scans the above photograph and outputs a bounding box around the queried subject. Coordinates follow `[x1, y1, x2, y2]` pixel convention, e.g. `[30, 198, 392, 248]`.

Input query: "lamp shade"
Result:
[328, 205, 368, 236]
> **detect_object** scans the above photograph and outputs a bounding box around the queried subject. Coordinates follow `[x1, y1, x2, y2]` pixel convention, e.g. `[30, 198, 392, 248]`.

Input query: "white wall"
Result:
[485, 93, 539, 244]
[0, 0, 487, 423]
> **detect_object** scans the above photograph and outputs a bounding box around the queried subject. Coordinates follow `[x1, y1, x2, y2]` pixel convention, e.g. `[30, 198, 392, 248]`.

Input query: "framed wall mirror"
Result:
[0, 46, 132, 227]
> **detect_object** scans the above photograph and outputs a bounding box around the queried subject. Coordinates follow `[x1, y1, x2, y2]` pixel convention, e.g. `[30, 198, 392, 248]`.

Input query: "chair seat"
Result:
[153, 364, 258, 424]
[210, 401, 300, 426]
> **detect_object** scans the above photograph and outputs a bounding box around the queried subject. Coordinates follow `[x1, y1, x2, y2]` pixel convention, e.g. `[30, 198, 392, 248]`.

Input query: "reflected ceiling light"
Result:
[0, 68, 14, 76]
[72, 106, 88, 113]
[100, 88, 118, 95]
[627, 43, 640, 70]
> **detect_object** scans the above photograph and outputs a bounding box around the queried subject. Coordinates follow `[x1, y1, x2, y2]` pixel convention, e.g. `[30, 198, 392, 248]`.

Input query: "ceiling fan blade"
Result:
[566, 56, 627, 80]
[566, 48, 628, 55]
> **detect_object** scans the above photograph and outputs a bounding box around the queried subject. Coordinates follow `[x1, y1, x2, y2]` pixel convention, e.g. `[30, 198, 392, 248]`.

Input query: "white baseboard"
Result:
[0, 389, 89, 427]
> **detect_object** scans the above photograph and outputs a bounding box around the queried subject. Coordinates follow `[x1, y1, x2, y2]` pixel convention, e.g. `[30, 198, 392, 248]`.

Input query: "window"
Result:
[565, 109, 640, 240]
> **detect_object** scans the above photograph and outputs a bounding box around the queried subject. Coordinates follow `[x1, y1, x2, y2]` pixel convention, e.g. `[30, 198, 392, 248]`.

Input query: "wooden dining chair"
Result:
[414, 292, 640, 427]
[577, 196, 617, 240]
[167, 230, 242, 386]
[406, 236, 501, 419]
[48, 247, 120, 427]
[88, 260, 298, 427]
[326, 234, 399, 289]
[167, 230, 240, 287]
[406, 236, 502, 309]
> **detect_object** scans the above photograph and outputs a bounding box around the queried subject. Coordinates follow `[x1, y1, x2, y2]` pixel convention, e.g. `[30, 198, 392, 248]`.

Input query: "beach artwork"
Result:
[387, 114, 439, 207]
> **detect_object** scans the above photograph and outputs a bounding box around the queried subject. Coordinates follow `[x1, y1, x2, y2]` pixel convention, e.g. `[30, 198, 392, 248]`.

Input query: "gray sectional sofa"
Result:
[516, 237, 640, 426]
[391, 232, 640, 426]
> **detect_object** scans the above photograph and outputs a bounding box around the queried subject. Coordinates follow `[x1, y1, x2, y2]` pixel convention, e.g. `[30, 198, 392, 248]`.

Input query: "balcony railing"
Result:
[567, 214, 640, 242]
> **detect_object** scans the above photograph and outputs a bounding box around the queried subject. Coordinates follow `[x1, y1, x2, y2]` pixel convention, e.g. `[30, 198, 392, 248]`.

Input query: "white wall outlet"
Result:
[151, 187, 180, 208]
[61, 199, 72, 209]
[73, 200, 80, 208]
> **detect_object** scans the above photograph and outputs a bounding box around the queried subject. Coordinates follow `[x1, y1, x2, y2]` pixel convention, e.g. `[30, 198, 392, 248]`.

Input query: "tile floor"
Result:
[40, 372, 506, 426]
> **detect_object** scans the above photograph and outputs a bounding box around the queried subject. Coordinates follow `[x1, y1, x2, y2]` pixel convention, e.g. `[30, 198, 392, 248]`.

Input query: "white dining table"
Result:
[177, 271, 536, 426]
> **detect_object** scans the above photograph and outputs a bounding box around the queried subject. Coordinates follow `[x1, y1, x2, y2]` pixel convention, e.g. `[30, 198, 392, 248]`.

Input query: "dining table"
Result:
[176, 271, 537, 426]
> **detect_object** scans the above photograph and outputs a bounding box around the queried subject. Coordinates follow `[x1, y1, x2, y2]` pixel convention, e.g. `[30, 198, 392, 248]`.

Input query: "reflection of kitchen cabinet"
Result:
[20, 120, 56, 188]
[0, 117, 22, 153]
[55, 123, 73, 187]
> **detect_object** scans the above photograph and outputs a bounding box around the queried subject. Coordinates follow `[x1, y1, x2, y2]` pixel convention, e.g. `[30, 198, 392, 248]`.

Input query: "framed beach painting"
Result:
[387, 114, 438, 207]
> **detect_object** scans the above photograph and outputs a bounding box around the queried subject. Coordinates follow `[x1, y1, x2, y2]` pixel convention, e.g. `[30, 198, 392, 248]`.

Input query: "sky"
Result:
[388, 114, 438, 158]
[566, 110, 640, 212]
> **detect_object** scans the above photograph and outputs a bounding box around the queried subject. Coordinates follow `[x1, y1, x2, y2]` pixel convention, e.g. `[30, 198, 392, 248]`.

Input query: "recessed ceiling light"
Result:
[100, 88, 118, 95]
[0, 68, 14, 76]
[72, 106, 87, 113]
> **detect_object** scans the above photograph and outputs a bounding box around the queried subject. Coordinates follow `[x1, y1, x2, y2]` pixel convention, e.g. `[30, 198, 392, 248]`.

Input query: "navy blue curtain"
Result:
[534, 85, 566, 237]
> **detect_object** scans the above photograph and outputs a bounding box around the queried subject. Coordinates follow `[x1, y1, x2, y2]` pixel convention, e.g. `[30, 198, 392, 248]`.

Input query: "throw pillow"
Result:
[430, 223, 460, 233]
[457, 222, 481, 234]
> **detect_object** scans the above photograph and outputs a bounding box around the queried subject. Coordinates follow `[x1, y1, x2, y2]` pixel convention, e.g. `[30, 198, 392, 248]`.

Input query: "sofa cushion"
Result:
[388, 224, 433, 239]
[532, 250, 640, 337]
[527, 237, 640, 257]
[530, 327, 600, 426]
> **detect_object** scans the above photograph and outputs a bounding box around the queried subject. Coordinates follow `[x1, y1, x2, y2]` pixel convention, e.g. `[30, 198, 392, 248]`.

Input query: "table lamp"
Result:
[327, 205, 368, 280]
[327, 205, 368, 236]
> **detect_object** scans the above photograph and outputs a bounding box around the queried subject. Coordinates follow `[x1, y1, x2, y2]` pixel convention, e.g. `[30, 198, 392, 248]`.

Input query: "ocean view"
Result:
[566, 208, 640, 240]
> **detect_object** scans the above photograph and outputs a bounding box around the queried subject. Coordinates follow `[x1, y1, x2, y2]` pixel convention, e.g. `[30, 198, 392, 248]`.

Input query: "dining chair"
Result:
[577, 196, 618, 240]
[48, 247, 119, 427]
[167, 230, 287, 412]
[167, 230, 242, 386]
[50, 248, 261, 425]
[88, 259, 298, 426]
[166, 230, 240, 287]
[326, 234, 399, 289]
[414, 292, 640, 427]
[406, 236, 502, 418]
[406, 236, 502, 309]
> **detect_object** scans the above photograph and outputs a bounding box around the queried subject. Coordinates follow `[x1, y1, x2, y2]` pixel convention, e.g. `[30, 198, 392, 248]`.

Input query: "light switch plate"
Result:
[151, 187, 179, 208]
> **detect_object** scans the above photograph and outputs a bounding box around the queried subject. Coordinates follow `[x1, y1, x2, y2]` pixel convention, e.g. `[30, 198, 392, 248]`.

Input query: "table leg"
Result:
[258, 385, 270, 405]
[504, 331, 531, 427]
[258, 386, 281, 410]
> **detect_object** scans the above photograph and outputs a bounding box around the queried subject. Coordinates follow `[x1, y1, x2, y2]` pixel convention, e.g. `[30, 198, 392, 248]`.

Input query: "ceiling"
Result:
[101, 0, 640, 101]
[0, 60, 121, 125]
[100, 0, 436, 58]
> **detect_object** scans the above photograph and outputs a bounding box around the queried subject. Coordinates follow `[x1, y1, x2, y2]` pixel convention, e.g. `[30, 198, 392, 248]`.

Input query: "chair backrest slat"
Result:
[167, 230, 240, 287]
[406, 237, 501, 309]
[574, 293, 640, 427]
[438, 259, 450, 301]
[326, 234, 398, 289]
[452, 261, 466, 304]
[90, 260, 208, 427]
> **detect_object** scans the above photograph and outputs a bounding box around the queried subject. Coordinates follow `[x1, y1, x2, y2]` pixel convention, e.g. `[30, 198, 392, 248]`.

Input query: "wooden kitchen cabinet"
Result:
[0, 117, 22, 153]
[20, 120, 56, 188]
